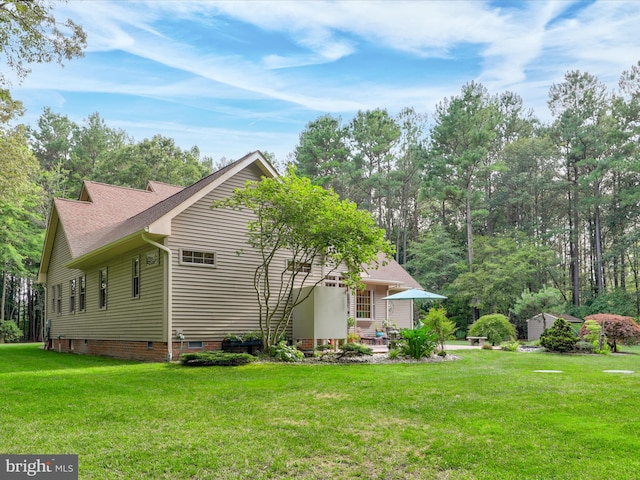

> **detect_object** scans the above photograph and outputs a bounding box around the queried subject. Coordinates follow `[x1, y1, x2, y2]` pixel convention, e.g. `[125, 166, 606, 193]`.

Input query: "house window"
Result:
[180, 249, 216, 267]
[325, 274, 346, 288]
[356, 289, 373, 319]
[132, 256, 140, 298]
[286, 260, 312, 273]
[51, 285, 56, 313]
[69, 279, 76, 313]
[98, 268, 108, 309]
[56, 284, 62, 314]
[79, 275, 86, 312]
[188, 341, 203, 349]
[51, 285, 62, 315]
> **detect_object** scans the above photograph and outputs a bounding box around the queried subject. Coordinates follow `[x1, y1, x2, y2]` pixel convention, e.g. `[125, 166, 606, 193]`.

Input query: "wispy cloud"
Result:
[14, 0, 640, 160]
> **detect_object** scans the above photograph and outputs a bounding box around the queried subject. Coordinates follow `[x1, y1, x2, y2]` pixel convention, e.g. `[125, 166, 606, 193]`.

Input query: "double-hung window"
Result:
[98, 268, 108, 309]
[356, 289, 373, 320]
[69, 279, 76, 313]
[132, 256, 140, 298]
[79, 275, 86, 312]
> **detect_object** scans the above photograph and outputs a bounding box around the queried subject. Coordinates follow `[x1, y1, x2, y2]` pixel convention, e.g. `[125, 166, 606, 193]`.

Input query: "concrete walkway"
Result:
[369, 343, 492, 354]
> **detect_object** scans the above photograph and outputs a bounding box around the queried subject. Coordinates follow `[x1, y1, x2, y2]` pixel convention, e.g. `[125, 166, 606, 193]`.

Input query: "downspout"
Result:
[142, 232, 173, 362]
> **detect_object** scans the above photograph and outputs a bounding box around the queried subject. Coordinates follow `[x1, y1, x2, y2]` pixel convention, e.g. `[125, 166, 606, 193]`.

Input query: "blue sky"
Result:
[12, 0, 640, 163]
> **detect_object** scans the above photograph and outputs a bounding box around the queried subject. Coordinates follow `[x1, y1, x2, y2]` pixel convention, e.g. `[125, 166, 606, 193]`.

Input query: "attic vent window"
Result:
[180, 249, 216, 267]
[286, 260, 312, 273]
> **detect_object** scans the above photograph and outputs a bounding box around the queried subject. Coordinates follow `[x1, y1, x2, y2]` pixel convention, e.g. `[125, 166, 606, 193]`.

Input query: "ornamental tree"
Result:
[214, 167, 393, 350]
[468, 313, 516, 346]
[421, 307, 456, 353]
[582, 314, 640, 352]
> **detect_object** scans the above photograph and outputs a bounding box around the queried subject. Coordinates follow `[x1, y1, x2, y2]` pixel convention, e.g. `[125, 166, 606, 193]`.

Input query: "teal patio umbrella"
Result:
[382, 289, 447, 327]
[381, 288, 447, 301]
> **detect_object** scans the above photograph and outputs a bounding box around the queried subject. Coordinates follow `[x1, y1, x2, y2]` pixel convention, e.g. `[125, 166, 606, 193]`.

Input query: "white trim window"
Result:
[132, 256, 140, 298]
[98, 268, 108, 309]
[79, 275, 86, 312]
[356, 289, 373, 320]
[180, 249, 216, 267]
[69, 279, 76, 313]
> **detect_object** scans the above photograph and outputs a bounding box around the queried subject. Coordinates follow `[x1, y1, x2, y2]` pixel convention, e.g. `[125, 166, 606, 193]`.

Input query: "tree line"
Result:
[292, 65, 640, 333]
[2, 2, 640, 339]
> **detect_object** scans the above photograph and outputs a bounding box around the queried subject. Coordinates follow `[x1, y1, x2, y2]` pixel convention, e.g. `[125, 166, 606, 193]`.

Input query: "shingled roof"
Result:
[57, 181, 183, 259]
[39, 151, 275, 278]
[362, 252, 422, 289]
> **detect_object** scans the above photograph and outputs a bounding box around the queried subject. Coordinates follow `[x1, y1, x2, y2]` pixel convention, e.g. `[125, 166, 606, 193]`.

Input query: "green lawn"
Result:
[1, 344, 639, 479]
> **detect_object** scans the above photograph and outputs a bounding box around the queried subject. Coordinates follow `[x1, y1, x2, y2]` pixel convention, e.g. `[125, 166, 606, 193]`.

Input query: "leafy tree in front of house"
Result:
[213, 167, 393, 351]
[468, 314, 516, 346]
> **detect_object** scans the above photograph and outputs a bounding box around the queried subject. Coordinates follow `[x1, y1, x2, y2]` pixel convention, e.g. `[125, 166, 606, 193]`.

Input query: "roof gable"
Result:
[361, 253, 422, 289]
[40, 151, 277, 272]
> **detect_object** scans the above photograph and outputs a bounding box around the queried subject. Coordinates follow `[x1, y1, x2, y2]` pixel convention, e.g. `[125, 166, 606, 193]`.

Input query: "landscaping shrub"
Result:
[180, 351, 255, 366]
[581, 314, 640, 351]
[270, 340, 304, 362]
[399, 325, 437, 359]
[539, 318, 578, 353]
[421, 307, 456, 352]
[0, 321, 23, 343]
[500, 340, 520, 352]
[468, 314, 516, 346]
[581, 319, 610, 354]
[575, 340, 595, 353]
[338, 342, 373, 357]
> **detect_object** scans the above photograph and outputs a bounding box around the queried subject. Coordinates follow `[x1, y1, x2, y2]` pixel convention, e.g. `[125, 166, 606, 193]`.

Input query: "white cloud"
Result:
[17, 0, 640, 159]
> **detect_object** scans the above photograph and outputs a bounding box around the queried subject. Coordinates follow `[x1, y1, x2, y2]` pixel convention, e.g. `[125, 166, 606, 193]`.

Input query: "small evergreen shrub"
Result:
[338, 342, 373, 357]
[180, 351, 255, 366]
[270, 340, 304, 362]
[468, 314, 516, 346]
[388, 348, 400, 360]
[399, 325, 437, 359]
[539, 318, 578, 353]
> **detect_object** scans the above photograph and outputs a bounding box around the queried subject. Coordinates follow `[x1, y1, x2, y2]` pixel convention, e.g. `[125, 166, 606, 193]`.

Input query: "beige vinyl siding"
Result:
[46, 224, 164, 340]
[350, 285, 414, 335]
[169, 163, 324, 339]
[389, 298, 413, 330]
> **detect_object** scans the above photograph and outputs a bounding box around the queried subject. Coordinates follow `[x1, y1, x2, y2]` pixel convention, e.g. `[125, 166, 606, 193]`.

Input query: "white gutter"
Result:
[142, 232, 173, 361]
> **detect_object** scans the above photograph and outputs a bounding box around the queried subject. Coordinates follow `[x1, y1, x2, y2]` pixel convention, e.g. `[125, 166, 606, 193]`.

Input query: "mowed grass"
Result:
[1, 344, 639, 479]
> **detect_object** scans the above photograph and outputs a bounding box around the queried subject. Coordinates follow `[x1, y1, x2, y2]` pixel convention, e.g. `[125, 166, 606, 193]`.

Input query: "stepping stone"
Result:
[533, 370, 563, 373]
[603, 370, 634, 374]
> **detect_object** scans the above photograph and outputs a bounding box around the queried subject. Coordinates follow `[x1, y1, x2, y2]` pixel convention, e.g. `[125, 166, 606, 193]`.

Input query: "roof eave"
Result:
[37, 205, 59, 283]
[65, 230, 165, 270]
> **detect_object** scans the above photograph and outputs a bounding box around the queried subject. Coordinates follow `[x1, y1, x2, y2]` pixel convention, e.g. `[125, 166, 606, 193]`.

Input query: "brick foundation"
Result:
[49, 338, 223, 362]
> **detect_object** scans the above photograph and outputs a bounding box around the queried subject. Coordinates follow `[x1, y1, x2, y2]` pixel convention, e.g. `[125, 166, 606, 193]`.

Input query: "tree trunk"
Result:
[1, 269, 6, 322]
